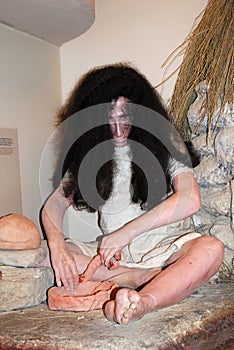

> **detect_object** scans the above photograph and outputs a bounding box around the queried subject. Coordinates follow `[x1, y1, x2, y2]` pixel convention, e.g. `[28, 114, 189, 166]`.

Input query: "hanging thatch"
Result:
[161, 0, 234, 141]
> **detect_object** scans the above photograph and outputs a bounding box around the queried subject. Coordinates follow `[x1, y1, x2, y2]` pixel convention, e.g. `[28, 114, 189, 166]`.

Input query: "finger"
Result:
[103, 249, 117, 267]
[66, 264, 79, 291]
[59, 262, 75, 291]
[108, 260, 120, 270]
[115, 251, 121, 261]
[70, 263, 79, 289]
[59, 267, 70, 291]
[54, 269, 62, 288]
[99, 246, 116, 267]
[99, 247, 108, 265]
[79, 274, 86, 283]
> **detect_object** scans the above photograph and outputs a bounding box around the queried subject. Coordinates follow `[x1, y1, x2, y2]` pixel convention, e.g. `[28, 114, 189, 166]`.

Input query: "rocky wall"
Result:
[187, 81, 234, 272]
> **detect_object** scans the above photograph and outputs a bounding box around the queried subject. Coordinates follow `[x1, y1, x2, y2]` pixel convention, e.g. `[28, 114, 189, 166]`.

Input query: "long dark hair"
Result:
[53, 62, 192, 212]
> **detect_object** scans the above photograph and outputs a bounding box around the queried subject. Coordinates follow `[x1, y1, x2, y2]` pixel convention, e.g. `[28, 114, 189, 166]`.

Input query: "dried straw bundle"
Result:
[166, 0, 233, 140]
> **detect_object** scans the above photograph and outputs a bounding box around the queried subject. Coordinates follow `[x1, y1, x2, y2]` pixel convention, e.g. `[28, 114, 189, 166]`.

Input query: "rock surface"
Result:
[200, 187, 231, 217]
[194, 156, 229, 187]
[209, 220, 234, 267]
[0, 282, 233, 350]
[188, 86, 234, 270]
[0, 213, 41, 250]
[0, 265, 54, 311]
[0, 247, 46, 267]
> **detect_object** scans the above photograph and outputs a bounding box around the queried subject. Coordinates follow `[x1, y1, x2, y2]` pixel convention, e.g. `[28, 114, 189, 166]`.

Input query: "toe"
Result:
[129, 302, 137, 310]
[104, 300, 116, 322]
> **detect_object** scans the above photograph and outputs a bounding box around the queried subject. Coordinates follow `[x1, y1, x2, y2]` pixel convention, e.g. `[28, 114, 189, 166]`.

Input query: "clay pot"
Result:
[48, 280, 118, 312]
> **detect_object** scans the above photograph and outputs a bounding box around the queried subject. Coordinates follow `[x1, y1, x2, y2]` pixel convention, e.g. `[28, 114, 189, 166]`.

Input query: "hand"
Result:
[49, 241, 79, 291]
[99, 230, 130, 268]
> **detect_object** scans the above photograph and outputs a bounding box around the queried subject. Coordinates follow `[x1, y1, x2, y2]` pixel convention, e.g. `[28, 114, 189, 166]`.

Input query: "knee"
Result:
[198, 235, 224, 266]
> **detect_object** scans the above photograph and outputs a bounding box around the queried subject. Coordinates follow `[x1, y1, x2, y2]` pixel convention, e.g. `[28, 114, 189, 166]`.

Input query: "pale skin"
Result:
[40, 97, 224, 324]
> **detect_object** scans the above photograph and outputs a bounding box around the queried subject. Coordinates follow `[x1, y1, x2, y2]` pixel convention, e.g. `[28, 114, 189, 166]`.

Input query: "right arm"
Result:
[41, 185, 79, 290]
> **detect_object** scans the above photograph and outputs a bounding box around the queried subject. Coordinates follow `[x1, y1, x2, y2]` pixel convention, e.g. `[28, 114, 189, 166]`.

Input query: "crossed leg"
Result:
[39, 236, 223, 324]
[104, 236, 224, 324]
[39, 240, 161, 289]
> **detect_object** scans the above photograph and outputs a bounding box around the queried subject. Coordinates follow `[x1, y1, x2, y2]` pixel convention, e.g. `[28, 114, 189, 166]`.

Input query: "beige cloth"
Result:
[70, 230, 200, 269]
[69, 144, 200, 269]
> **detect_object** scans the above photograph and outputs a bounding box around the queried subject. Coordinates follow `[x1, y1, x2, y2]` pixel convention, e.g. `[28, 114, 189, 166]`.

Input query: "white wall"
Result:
[60, 0, 207, 241]
[60, 0, 207, 102]
[0, 0, 208, 239]
[0, 24, 61, 232]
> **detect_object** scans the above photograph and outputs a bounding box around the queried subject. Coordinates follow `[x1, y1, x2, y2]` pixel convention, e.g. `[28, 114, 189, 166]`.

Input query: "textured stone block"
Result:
[0, 247, 46, 267]
[0, 265, 54, 311]
[194, 156, 229, 187]
[200, 187, 231, 217]
[0, 283, 233, 350]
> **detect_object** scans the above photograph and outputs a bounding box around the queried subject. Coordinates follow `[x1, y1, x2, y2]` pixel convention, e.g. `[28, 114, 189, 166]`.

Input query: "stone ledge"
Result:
[0, 265, 54, 311]
[0, 247, 46, 267]
[0, 281, 233, 349]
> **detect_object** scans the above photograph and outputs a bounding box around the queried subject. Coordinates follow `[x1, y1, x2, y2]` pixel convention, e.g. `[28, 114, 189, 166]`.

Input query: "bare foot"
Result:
[104, 288, 155, 325]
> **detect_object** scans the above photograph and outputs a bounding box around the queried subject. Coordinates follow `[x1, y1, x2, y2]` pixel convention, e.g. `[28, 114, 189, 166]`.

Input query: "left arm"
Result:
[99, 172, 200, 267]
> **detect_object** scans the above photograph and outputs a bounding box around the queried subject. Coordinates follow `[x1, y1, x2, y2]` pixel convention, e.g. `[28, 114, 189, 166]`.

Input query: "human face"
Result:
[109, 97, 133, 147]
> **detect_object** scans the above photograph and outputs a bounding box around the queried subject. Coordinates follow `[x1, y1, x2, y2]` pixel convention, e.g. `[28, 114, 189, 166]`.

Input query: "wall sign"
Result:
[0, 128, 22, 216]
